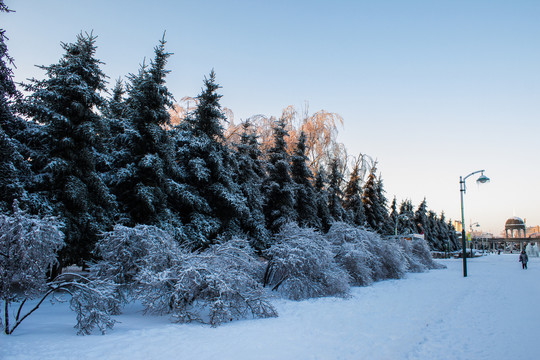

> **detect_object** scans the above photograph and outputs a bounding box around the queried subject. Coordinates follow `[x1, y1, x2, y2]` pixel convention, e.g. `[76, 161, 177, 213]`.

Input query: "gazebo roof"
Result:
[505, 217, 526, 230]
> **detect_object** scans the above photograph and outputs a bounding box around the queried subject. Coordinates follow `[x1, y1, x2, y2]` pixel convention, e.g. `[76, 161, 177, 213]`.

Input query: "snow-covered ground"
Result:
[3, 254, 538, 360]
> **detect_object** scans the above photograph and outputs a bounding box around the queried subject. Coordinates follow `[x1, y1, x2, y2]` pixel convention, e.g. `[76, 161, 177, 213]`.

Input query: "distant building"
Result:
[505, 217, 526, 238]
[453, 220, 463, 232]
[527, 225, 540, 238]
[471, 230, 493, 239]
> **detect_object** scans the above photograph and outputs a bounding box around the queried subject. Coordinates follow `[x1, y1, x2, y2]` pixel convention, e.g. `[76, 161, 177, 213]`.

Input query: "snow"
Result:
[3, 254, 538, 360]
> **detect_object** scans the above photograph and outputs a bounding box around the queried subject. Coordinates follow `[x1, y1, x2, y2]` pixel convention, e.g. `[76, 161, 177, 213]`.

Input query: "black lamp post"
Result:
[460, 170, 490, 277]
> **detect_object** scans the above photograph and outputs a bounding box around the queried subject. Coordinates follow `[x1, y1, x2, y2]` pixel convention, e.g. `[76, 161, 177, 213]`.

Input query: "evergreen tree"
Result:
[0, 1, 18, 135]
[175, 70, 249, 247]
[447, 219, 459, 251]
[414, 198, 428, 236]
[362, 165, 388, 233]
[263, 117, 296, 234]
[290, 131, 320, 229]
[398, 200, 416, 234]
[342, 160, 365, 227]
[234, 121, 270, 250]
[436, 211, 450, 251]
[20, 32, 115, 265]
[0, 2, 29, 213]
[376, 175, 393, 234]
[111, 36, 180, 230]
[99, 78, 129, 219]
[327, 158, 346, 222]
[426, 210, 439, 249]
[313, 166, 333, 232]
[388, 196, 398, 235]
[102, 78, 127, 121]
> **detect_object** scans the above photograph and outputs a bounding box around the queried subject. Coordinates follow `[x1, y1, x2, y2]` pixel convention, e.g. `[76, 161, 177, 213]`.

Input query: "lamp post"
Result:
[469, 222, 480, 257]
[394, 214, 409, 236]
[460, 170, 490, 277]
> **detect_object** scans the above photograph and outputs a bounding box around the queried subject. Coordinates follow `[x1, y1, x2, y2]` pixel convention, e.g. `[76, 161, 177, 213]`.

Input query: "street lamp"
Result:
[460, 170, 490, 277]
[394, 214, 409, 236]
[469, 222, 480, 258]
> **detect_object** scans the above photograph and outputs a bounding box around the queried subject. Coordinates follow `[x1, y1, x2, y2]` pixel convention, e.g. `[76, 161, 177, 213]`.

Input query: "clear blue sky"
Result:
[3, 0, 539, 234]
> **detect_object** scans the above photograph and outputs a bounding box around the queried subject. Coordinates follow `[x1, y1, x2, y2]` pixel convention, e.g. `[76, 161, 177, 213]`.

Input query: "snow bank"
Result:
[3, 254, 539, 360]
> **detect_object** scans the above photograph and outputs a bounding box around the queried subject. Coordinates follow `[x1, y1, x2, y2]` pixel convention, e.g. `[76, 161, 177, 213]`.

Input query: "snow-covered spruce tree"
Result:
[101, 78, 128, 170]
[174, 70, 249, 248]
[263, 223, 350, 300]
[94, 225, 277, 326]
[0, 204, 118, 335]
[313, 166, 333, 232]
[111, 37, 182, 231]
[432, 211, 456, 252]
[290, 131, 320, 229]
[388, 196, 398, 234]
[102, 78, 127, 122]
[263, 117, 297, 234]
[327, 158, 347, 222]
[398, 200, 417, 234]
[447, 219, 459, 251]
[426, 210, 440, 250]
[342, 160, 366, 228]
[0, 1, 18, 137]
[0, 129, 27, 213]
[99, 78, 133, 224]
[435, 211, 449, 251]
[20, 32, 116, 266]
[362, 165, 389, 233]
[0, 1, 34, 214]
[414, 198, 428, 237]
[234, 121, 270, 251]
[376, 175, 394, 235]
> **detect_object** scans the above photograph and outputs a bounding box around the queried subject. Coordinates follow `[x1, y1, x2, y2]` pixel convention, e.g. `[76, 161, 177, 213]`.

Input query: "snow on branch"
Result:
[0, 205, 118, 335]
[327, 222, 443, 286]
[94, 225, 277, 326]
[263, 223, 350, 300]
[136, 238, 277, 326]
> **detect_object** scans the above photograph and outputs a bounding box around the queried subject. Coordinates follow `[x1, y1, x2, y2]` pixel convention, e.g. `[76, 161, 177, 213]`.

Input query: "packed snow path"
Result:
[3, 254, 539, 360]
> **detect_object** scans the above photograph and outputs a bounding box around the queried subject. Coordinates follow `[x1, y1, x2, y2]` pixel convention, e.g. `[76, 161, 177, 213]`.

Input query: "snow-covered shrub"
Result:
[95, 226, 276, 326]
[327, 223, 375, 286]
[409, 239, 446, 270]
[47, 273, 119, 335]
[372, 239, 408, 280]
[0, 205, 118, 335]
[0, 205, 64, 334]
[327, 223, 408, 284]
[398, 238, 428, 273]
[136, 238, 277, 326]
[333, 242, 374, 286]
[386, 236, 446, 272]
[263, 223, 350, 300]
[92, 224, 179, 304]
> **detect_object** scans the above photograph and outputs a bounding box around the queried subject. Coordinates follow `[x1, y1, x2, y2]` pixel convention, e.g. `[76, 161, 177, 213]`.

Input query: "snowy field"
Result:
[2, 254, 538, 360]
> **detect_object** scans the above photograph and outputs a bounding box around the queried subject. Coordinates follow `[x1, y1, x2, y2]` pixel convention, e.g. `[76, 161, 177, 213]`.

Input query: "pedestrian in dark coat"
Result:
[519, 250, 528, 269]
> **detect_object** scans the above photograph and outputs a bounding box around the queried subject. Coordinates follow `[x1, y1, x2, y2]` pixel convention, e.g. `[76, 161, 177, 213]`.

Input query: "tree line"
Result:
[1, 28, 460, 268]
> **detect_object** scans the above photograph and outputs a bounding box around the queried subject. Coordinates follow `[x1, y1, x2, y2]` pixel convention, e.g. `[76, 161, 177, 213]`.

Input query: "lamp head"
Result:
[476, 172, 490, 184]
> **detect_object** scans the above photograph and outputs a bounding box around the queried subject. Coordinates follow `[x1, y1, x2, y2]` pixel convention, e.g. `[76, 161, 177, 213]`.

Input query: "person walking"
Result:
[519, 250, 528, 269]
